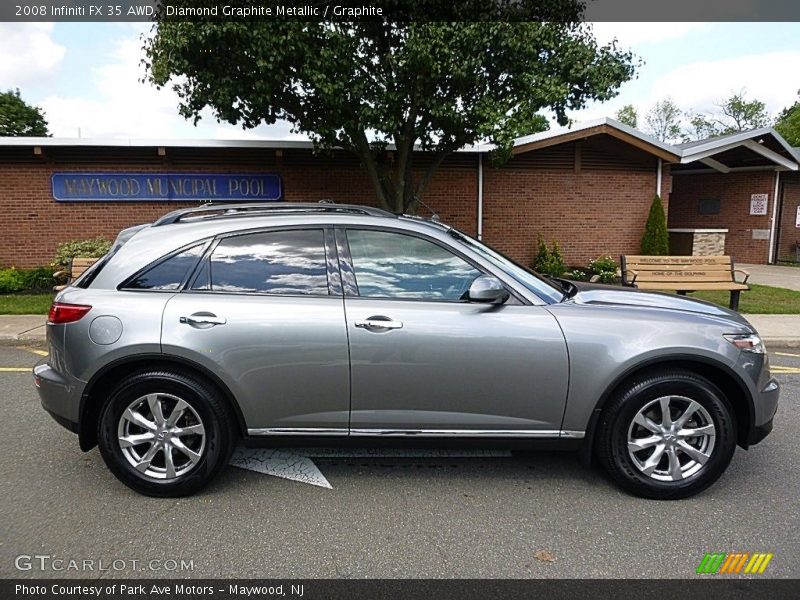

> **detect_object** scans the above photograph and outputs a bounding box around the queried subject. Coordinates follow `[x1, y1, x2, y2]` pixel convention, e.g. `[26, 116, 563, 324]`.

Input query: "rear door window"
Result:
[199, 229, 329, 295]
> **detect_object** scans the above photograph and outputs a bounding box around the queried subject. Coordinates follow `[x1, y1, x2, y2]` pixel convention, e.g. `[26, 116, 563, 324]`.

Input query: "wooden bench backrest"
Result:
[71, 257, 99, 279]
[621, 255, 735, 284]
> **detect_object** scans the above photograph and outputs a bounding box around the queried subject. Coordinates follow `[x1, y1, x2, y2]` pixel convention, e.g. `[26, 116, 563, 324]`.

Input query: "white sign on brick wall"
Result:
[796, 206, 800, 228]
[750, 193, 768, 215]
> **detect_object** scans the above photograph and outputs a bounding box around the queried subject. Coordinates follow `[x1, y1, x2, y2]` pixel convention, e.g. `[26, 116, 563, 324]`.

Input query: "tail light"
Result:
[48, 302, 92, 324]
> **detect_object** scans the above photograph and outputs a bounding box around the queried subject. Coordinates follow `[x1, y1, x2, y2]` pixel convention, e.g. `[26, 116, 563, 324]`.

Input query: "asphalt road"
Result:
[1, 344, 798, 580]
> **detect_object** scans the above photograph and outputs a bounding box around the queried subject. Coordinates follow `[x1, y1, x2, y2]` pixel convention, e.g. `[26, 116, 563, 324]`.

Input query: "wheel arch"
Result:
[78, 354, 247, 451]
[579, 355, 755, 464]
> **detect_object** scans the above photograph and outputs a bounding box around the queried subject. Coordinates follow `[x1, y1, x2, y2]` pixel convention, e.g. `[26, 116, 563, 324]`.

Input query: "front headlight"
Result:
[724, 333, 765, 354]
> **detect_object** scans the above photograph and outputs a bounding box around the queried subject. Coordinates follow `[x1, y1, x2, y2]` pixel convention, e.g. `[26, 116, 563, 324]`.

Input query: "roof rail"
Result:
[152, 202, 395, 226]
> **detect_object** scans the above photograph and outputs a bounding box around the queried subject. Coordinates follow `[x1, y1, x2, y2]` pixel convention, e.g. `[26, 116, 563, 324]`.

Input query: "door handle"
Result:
[180, 313, 227, 327]
[355, 317, 403, 331]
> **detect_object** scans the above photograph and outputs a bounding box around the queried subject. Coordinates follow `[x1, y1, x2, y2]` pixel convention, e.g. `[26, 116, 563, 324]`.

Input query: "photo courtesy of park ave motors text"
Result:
[1, 1, 800, 594]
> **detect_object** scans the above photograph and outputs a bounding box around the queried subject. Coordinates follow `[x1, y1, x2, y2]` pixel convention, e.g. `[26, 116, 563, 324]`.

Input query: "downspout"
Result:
[768, 170, 781, 264]
[477, 152, 484, 240]
[656, 158, 662, 197]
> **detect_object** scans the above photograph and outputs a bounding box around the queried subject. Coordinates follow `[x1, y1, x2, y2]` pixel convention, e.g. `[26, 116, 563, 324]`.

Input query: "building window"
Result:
[698, 198, 721, 215]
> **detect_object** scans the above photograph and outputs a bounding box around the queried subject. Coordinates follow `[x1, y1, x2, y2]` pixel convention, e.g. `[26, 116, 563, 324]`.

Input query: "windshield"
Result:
[448, 229, 565, 303]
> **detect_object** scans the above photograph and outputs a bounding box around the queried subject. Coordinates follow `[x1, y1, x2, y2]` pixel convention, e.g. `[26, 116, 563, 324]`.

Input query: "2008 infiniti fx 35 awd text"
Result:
[34, 202, 778, 498]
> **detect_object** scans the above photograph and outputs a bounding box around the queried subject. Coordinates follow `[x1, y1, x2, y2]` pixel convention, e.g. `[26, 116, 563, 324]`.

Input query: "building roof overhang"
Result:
[0, 120, 796, 172]
[675, 128, 798, 172]
[509, 117, 682, 162]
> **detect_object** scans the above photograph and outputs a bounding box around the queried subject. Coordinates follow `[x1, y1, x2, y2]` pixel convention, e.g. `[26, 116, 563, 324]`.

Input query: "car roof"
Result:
[89, 205, 451, 289]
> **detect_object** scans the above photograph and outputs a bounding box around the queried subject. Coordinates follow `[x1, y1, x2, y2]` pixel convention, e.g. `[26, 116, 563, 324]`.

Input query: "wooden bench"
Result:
[53, 257, 99, 291]
[620, 255, 750, 311]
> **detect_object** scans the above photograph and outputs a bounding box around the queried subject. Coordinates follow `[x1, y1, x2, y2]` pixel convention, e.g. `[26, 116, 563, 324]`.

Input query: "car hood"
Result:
[564, 280, 754, 329]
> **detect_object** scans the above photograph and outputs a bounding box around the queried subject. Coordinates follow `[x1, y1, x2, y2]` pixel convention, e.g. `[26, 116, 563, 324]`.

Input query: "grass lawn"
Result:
[0, 293, 54, 315]
[686, 284, 800, 314]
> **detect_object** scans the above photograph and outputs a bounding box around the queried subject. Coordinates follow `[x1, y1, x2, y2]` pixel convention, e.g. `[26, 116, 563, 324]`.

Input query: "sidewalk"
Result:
[0, 315, 47, 345]
[743, 315, 800, 348]
[1, 313, 798, 347]
[737, 263, 800, 292]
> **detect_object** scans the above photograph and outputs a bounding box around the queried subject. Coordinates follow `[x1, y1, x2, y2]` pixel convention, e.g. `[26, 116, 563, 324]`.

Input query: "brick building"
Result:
[1, 118, 798, 269]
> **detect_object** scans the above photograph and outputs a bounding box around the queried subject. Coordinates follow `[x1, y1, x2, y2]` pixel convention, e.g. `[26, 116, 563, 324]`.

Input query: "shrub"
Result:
[0, 266, 57, 293]
[53, 237, 112, 267]
[565, 268, 590, 281]
[20, 266, 56, 290]
[0, 268, 26, 293]
[588, 255, 619, 284]
[640, 195, 669, 255]
[533, 235, 566, 278]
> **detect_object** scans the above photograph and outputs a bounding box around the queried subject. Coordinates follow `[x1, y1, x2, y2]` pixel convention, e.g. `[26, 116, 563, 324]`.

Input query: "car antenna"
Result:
[413, 195, 440, 221]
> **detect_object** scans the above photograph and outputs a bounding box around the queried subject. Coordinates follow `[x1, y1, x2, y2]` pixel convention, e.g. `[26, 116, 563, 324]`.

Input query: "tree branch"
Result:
[412, 146, 456, 211]
[349, 128, 390, 210]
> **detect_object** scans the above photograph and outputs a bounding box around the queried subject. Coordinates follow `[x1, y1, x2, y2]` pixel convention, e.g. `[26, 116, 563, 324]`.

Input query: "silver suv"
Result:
[34, 203, 779, 499]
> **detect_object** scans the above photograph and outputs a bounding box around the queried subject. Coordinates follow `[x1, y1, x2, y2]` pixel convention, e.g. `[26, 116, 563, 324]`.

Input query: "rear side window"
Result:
[125, 244, 205, 291]
[200, 229, 329, 295]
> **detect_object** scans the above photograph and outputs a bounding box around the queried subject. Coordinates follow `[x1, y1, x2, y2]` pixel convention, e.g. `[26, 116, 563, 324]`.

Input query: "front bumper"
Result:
[747, 375, 779, 446]
[33, 358, 84, 434]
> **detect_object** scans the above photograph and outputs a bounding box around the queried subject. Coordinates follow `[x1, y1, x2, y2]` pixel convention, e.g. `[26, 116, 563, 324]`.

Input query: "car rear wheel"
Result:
[97, 369, 236, 497]
[596, 369, 737, 500]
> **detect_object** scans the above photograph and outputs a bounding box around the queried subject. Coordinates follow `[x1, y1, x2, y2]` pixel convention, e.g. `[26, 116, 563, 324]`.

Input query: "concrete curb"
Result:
[0, 315, 46, 344]
[763, 338, 800, 349]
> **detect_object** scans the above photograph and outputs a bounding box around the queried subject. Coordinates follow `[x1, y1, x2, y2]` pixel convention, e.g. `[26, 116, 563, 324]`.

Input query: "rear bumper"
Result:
[33, 358, 84, 434]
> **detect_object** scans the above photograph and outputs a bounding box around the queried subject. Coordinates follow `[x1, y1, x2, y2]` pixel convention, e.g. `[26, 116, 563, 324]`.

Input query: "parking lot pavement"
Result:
[1, 345, 798, 580]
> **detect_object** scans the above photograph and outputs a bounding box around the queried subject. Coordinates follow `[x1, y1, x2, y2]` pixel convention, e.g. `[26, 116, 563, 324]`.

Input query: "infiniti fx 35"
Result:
[34, 203, 779, 498]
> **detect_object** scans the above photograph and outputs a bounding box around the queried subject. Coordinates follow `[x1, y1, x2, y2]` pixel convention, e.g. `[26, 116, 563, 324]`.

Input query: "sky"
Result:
[0, 21, 798, 140]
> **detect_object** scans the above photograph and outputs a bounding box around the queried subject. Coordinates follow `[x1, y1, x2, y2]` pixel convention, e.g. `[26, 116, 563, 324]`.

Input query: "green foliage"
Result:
[775, 91, 800, 146]
[53, 237, 111, 267]
[588, 255, 619, 283]
[564, 268, 590, 281]
[0, 266, 56, 293]
[533, 235, 566, 278]
[21, 266, 56, 290]
[644, 98, 682, 142]
[641, 195, 670, 255]
[0, 89, 49, 136]
[684, 91, 771, 141]
[615, 104, 638, 129]
[144, 13, 636, 213]
[717, 91, 770, 131]
[0, 268, 27, 294]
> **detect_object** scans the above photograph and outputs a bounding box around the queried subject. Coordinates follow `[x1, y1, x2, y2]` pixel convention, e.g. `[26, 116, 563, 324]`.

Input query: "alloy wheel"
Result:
[117, 393, 206, 480]
[627, 395, 716, 482]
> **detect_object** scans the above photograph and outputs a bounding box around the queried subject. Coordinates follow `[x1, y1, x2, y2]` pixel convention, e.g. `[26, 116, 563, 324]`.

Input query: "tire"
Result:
[97, 369, 236, 497]
[596, 369, 737, 500]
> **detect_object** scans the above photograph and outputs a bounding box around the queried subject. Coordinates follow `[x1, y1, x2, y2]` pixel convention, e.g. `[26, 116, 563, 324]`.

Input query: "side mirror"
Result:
[467, 275, 509, 304]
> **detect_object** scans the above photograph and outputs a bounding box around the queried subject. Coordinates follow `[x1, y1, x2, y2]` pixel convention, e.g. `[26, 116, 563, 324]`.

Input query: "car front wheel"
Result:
[596, 369, 737, 500]
[97, 369, 235, 497]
